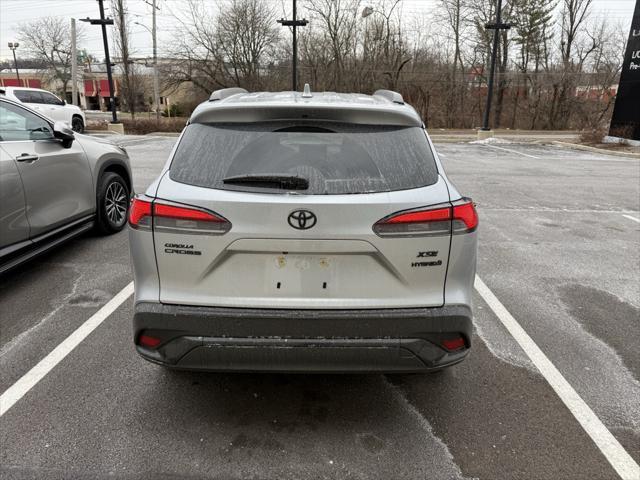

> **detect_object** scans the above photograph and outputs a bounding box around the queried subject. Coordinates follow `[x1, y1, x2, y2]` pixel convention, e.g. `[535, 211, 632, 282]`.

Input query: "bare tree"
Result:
[157, 0, 628, 131]
[112, 0, 140, 117]
[217, 0, 281, 89]
[18, 17, 84, 95]
[549, 0, 594, 128]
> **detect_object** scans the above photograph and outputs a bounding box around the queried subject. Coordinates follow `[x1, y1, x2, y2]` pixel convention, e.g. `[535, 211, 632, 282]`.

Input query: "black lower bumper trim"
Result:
[133, 303, 472, 373]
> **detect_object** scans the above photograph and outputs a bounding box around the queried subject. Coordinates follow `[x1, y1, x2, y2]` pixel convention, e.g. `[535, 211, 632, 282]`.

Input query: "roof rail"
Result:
[209, 87, 248, 102]
[373, 89, 404, 105]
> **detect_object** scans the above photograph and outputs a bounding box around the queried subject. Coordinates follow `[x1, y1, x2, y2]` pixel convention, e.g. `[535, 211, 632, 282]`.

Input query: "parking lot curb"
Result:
[146, 132, 181, 137]
[550, 141, 640, 159]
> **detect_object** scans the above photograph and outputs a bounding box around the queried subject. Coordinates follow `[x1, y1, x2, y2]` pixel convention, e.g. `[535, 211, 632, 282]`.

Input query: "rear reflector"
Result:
[373, 198, 477, 237]
[441, 337, 466, 351]
[128, 196, 231, 234]
[138, 334, 162, 349]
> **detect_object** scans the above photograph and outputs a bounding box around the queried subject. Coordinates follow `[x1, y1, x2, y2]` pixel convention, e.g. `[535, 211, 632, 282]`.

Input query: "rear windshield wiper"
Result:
[222, 174, 309, 190]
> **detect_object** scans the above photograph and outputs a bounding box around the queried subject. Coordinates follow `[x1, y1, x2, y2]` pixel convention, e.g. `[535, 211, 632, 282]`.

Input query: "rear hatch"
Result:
[151, 121, 453, 309]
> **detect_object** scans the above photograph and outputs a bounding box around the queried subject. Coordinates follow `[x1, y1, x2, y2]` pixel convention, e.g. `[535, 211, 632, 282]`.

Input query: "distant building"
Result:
[1, 59, 195, 114]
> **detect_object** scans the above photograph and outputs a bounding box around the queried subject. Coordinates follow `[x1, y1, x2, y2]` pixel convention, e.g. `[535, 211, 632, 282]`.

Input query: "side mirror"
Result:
[53, 121, 75, 148]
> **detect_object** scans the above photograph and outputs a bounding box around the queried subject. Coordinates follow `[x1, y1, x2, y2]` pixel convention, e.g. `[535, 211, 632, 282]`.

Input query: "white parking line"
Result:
[483, 144, 541, 159]
[0, 282, 134, 418]
[474, 276, 640, 480]
[622, 214, 640, 223]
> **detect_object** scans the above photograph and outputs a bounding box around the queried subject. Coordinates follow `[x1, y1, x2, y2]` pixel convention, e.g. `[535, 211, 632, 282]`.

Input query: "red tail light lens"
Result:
[128, 197, 231, 234]
[373, 198, 477, 237]
[452, 199, 478, 234]
[373, 203, 452, 237]
[441, 336, 466, 352]
[153, 201, 231, 234]
[128, 196, 153, 229]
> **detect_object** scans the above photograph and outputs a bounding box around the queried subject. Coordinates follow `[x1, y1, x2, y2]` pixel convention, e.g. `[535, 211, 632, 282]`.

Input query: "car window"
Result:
[169, 122, 439, 194]
[0, 101, 54, 142]
[41, 92, 64, 105]
[13, 90, 43, 103]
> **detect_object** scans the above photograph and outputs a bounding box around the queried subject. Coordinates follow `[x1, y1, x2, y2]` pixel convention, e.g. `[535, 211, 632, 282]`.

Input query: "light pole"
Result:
[8, 42, 20, 82]
[134, 21, 160, 121]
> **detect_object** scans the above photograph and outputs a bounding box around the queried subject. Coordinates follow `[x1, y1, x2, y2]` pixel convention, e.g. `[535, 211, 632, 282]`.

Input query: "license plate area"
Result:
[266, 254, 336, 295]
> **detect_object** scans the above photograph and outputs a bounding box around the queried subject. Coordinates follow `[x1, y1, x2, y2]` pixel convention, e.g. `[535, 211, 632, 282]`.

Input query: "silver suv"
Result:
[0, 97, 131, 274]
[128, 87, 477, 373]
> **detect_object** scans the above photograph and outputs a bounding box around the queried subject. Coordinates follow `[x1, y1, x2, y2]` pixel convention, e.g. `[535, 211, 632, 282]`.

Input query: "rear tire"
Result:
[71, 116, 84, 133]
[95, 172, 129, 235]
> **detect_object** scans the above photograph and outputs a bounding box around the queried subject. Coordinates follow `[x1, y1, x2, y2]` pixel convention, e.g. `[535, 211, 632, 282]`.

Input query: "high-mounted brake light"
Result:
[373, 198, 477, 237]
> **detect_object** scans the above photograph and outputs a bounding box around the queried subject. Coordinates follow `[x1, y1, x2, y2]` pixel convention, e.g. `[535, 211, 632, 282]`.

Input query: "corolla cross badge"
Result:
[288, 210, 317, 230]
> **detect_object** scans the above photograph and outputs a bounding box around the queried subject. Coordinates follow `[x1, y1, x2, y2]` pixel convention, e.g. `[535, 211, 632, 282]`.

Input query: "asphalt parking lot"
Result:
[1, 137, 638, 480]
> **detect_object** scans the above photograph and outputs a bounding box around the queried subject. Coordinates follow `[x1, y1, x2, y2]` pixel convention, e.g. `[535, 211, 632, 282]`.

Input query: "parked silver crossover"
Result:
[129, 87, 478, 373]
[0, 97, 131, 273]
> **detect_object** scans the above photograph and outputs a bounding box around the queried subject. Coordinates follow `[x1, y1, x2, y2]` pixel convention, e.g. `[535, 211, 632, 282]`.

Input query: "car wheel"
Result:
[96, 172, 130, 235]
[72, 116, 84, 133]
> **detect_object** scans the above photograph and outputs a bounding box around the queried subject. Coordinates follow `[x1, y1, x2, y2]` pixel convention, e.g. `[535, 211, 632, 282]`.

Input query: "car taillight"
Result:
[128, 196, 231, 234]
[153, 201, 231, 234]
[128, 196, 153, 229]
[451, 198, 478, 234]
[373, 198, 477, 237]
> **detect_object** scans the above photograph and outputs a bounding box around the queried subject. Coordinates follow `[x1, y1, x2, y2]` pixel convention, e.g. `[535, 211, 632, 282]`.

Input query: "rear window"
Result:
[169, 122, 438, 195]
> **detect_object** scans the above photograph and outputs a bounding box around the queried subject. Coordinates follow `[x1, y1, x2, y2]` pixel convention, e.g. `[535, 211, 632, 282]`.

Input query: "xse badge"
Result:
[412, 251, 441, 267]
[164, 243, 202, 255]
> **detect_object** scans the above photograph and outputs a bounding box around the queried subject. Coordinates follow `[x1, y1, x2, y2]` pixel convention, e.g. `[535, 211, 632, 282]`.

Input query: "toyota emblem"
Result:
[288, 210, 317, 230]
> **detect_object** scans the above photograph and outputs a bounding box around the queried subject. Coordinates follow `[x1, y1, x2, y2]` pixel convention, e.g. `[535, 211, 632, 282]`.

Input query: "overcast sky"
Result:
[0, 0, 636, 62]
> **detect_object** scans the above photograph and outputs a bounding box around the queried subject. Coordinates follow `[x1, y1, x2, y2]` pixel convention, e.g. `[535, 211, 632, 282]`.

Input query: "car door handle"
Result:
[16, 153, 39, 163]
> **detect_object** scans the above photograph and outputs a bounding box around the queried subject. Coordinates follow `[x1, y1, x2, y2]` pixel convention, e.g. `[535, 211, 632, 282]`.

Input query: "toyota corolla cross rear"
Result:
[128, 88, 477, 373]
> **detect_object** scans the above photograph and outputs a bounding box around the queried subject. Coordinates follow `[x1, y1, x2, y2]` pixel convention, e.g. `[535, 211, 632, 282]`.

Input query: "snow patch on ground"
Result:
[469, 137, 512, 145]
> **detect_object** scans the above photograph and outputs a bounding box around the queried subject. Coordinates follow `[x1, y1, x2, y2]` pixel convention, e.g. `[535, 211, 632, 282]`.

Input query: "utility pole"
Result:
[480, 0, 510, 134]
[152, 0, 160, 121]
[71, 19, 78, 106]
[277, 0, 308, 91]
[81, 0, 118, 124]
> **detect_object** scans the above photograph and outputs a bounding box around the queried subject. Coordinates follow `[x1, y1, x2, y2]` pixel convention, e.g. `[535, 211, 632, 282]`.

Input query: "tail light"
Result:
[128, 195, 231, 234]
[128, 196, 153, 229]
[441, 336, 466, 352]
[451, 198, 479, 234]
[373, 198, 477, 237]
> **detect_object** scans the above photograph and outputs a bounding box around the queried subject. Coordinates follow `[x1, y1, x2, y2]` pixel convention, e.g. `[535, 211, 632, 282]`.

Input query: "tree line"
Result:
[8, 0, 629, 130]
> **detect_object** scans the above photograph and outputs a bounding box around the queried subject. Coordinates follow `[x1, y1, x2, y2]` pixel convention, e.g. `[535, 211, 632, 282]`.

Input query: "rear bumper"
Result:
[133, 302, 473, 373]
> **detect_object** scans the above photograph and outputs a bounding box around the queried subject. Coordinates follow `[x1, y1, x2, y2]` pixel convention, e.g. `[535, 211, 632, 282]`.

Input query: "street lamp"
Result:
[8, 42, 20, 82]
[134, 21, 161, 121]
